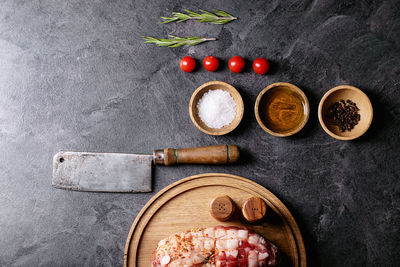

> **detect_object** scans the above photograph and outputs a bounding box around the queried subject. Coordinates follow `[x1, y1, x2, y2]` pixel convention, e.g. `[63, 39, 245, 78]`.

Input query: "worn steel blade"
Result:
[52, 151, 153, 192]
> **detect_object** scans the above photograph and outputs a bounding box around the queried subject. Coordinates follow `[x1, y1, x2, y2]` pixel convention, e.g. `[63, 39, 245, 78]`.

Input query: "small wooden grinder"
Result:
[242, 196, 267, 223]
[209, 195, 236, 221]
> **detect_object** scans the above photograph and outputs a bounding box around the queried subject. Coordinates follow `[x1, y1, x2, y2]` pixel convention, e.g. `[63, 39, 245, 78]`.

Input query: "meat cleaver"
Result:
[52, 145, 239, 193]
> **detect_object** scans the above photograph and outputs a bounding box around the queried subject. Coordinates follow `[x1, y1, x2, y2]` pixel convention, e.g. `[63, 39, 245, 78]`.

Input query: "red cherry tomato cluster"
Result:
[179, 56, 270, 74]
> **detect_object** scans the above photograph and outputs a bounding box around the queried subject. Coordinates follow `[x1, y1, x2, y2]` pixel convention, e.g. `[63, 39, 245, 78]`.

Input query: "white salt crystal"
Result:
[197, 89, 237, 129]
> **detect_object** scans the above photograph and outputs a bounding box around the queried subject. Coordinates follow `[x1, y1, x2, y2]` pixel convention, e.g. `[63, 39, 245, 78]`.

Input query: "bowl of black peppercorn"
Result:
[318, 85, 373, 140]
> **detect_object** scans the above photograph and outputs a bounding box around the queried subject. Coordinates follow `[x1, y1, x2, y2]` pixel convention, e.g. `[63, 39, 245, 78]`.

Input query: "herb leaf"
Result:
[142, 35, 217, 48]
[160, 9, 237, 24]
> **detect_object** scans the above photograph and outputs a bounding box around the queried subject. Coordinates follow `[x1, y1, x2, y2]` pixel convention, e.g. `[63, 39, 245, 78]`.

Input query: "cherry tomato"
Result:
[179, 56, 196, 72]
[203, 56, 220, 72]
[252, 58, 270, 75]
[228, 56, 245, 73]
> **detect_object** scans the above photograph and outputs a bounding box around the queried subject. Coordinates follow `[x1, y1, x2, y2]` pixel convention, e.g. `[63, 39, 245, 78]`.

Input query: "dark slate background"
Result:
[1, 0, 399, 266]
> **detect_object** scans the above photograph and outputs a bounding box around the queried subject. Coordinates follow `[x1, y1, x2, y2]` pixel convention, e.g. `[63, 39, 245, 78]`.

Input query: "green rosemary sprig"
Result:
[142, 35, 217, 48]
[160, 9, 237, 24]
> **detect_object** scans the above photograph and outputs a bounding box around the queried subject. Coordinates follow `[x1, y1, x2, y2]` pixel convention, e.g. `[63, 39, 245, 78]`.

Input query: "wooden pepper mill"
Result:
[242, 196, 267, 223]
[209, 195, 236, 221]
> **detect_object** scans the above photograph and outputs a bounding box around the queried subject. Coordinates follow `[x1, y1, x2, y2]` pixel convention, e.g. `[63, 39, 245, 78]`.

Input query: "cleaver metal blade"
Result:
[52, 145, 239, 193]
[52, 151, 153, 192]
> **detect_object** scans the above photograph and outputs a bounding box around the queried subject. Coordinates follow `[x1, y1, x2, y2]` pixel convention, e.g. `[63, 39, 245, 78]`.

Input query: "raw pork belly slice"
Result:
[151, 226, 279, 267]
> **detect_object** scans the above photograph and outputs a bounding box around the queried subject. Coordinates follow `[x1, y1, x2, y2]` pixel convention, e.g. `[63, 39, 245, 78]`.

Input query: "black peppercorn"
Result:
[327, 99, 360, 132]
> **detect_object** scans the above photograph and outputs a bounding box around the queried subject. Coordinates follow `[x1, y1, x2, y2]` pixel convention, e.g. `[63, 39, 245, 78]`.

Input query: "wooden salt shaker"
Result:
[209, 195, 236, 221]
[242, 196, 267, 223]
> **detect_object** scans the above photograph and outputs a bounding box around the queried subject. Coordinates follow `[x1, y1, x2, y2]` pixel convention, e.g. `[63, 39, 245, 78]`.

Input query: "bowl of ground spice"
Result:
[255, 82, 310, 137]
[189, 81, 244, 135]
[318, 85, 373, 140]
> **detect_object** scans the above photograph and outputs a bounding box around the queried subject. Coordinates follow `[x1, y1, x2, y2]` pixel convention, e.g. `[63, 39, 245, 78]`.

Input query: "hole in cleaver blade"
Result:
[52, 151, 153, 192]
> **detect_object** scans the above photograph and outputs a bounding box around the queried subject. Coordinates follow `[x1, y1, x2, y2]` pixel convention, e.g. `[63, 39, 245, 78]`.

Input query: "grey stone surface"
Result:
[0, 0, 399, 266]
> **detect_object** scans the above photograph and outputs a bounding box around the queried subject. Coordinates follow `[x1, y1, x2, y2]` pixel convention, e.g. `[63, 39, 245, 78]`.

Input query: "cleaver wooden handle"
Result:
[153, 145, 239, 166]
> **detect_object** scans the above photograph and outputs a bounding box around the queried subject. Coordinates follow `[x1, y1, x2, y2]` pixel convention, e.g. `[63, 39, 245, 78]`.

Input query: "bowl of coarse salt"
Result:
[189, 81, 244, 135]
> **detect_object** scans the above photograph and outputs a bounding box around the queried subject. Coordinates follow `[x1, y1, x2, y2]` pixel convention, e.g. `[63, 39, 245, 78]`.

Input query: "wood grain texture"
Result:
[189, 81, 244, 136]
[124, 173, 306, 267]
[318, 85, 373, 140]
[154, 145, 240, 165]
[242, 196, 267, 223]
[209, 195, 236, 221]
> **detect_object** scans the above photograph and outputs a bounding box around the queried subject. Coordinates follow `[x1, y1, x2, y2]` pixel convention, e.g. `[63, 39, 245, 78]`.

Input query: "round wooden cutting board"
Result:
[124, 173, 306, 267]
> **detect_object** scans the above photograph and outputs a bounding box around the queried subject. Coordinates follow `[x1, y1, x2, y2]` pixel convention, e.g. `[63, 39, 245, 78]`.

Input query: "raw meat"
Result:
[151, 226, 279, 267]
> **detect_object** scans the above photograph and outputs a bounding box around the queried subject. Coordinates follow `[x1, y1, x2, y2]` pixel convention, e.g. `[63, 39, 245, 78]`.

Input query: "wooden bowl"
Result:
[189, 81, 244, 135]
[318, 85, 373, 140]
[254, 82, 310, 137]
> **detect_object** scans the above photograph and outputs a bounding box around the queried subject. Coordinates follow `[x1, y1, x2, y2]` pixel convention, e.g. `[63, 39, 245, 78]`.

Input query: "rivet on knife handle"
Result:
[153, 145, 239, 166]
